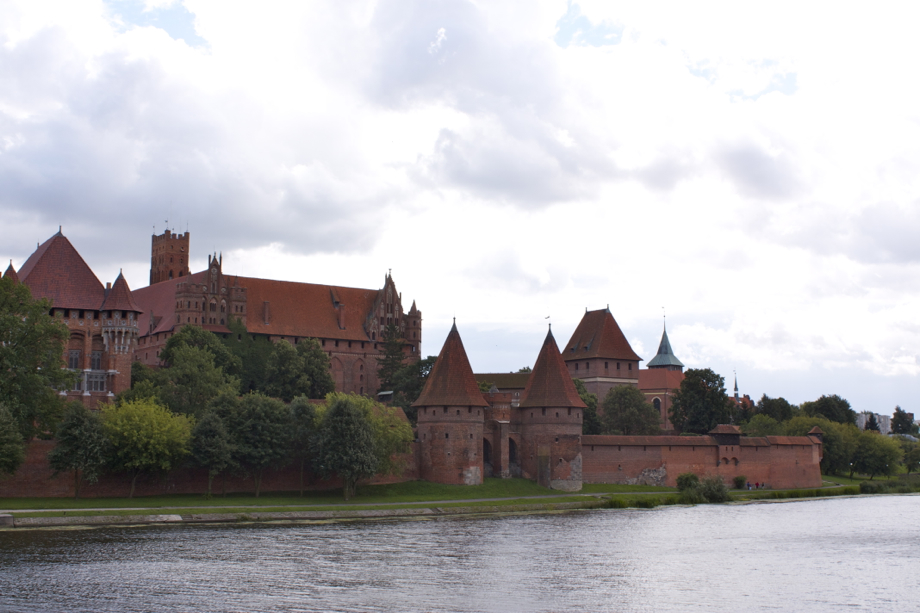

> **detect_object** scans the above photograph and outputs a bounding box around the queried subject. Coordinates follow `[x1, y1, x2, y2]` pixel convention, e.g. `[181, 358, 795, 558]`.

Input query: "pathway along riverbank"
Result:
[3, 483, 903, 530]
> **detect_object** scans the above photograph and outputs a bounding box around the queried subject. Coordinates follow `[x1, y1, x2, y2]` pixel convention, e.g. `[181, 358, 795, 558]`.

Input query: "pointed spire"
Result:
[412, 323, 488, 407]
[646, 323, 684, 369]
[520, 328, 587, 409]
[3, 260, 20, 283]
[101, 271, 141, 313]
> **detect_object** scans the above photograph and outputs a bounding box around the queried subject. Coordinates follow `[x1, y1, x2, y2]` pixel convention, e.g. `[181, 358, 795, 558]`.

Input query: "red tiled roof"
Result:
[241, 277, 378, 341]
[101, 272, 141, 313]
[3, 261, 19, 283]
[808, 426, 824, 435]
[520, 328, 586, 409]
[638, 368, 684, 391]
[564, 308, 641, 362]
[19, 232, 105, 310]
[413, 322, 488, 407]
[133, 271, 208, 335]
[709, 424, 742, 435]
[473, 372, 530, 390]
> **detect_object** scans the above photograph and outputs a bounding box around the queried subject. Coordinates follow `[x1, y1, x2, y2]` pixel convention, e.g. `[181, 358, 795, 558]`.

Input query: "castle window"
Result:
[359, 364, 363, 371]
[541, 408, 546, 416]
[469, 433, 473, 439]
[556, 412, 559, 418]
[443, 407, 448, 414]
[360, 386, 363, 394]
[91, 352, 102, 371]
[359, 374, 363, 382]
[586, 362, 589, 370]
[568, 408, 571, 416]
[468, 407, 471, 413]
[456, 410, 460, 415]
[617, 362, 621, 370]
[628, 363, 632, 370]
[575, 363, 578, 371]
[372, 332, 376, 340]
[68, 351, 81, 370]
[445, 433, 449, 439]
[653, 398, 661, 411]
[348, 341, 352, 348]
[210, 302, 216, 312]
[605, 362, 608, 369]
[335, 340, 339, 347]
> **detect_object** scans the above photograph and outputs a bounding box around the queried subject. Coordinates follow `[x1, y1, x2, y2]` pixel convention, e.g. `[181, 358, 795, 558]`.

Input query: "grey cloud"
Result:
[0, 27, 392, 269]
[716, 143, 801, 200]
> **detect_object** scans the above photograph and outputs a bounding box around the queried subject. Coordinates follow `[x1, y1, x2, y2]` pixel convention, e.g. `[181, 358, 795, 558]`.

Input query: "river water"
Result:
[1, 495, 917, 612]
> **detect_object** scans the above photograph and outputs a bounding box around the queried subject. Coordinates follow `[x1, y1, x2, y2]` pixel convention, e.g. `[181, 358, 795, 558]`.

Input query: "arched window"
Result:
[653, 398, 661, 411]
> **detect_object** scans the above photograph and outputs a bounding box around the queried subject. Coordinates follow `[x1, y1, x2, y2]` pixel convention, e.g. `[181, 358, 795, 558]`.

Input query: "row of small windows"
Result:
[68, 350, 103, 370]
[573, 361, 632, 371]
[54, 309, 133, 320]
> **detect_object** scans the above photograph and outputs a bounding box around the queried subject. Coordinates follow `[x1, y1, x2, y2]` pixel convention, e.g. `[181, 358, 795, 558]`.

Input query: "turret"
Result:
[516, 326, 586, 491]
[413, 320, 489, 485]
[150, 229, 190, 285]
[3, 261, 19, 283]
[101, 271, 142, 395]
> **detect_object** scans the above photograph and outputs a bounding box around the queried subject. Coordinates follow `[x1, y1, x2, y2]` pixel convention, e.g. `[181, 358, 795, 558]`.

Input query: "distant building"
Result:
[856, 412, 891, 435]
[639, 323, 685, 430]
[562, 307, 641, 399]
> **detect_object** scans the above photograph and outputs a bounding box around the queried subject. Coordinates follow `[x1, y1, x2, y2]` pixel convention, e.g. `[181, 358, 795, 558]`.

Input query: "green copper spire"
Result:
[646, 323, 684, 370]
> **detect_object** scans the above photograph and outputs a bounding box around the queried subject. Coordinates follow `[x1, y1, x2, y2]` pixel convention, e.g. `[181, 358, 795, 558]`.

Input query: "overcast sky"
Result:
[2, 0, 919, 415]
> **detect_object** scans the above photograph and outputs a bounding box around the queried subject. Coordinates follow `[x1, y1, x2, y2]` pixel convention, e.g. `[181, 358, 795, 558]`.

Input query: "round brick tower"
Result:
[516, 326, 586, 491]
[413, 321, 489, 485]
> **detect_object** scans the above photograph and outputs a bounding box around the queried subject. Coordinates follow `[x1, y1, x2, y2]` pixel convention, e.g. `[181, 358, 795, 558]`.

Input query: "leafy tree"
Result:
[156, 345, 240, 416]
[574, 379, 601, 435]
[669, 368, 731, 434]
[0, 276, 73, 439]
[296, 338, 335, 399]
[390, 355, 437, 424]
[313, 395, 379, 500]
[785, 416, 859, 476]
[864, 412, 880, 432]
[290, 396, 318, 496]
[802, 394, 856, 425]
[477, 379, 495, 393]
[891, 406, 918, 435]
[0, 404, 26, 477]
[131, 360, 157, 388]
[601, 385, 660, 435]
[160, 324, 242, 377]
[102, 399, 192, 498]
[741, 414, 783, 437]
[901, 440, 920, 477]
[222, 393, 293, 497]
[221, 318, 273, 393]
[853, 431, 902, 480]
[376, 323, 405, 392]
[729, 397, 755, 426]
[676, 472, 700, 491]
[263, 340, 312, 402]
[190, 411, 233, 499]
[517, 366, 532, 373]
[756, 394, 796, 422]
[47, 402, 109, 498]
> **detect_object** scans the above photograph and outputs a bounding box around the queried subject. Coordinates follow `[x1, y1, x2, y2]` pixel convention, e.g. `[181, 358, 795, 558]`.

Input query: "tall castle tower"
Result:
[515, 327, 586, 491]
[413, 321, 489, 485]
[150, 229, 190, 285]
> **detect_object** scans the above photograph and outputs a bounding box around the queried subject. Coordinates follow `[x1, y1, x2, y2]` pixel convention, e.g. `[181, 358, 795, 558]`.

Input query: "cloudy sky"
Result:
[2, 0, 919, 415]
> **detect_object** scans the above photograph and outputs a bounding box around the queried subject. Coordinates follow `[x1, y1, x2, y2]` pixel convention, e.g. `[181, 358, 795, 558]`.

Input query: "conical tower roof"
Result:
[646, 325, 684, 368]
[3, 261, 19, 283]
[19, 231, 105, 310]
[412, 321, 488, 407]
[564, 308, 641, 362]
[101, 271, 142, 313]
[520, 327, 587, 409]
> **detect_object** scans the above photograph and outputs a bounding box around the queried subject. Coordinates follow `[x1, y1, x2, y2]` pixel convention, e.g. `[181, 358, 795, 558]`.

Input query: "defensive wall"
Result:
[581, 433, 823, 489]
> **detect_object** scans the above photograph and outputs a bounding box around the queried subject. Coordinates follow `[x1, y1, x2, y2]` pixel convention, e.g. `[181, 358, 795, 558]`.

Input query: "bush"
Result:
[699, 476, 731, 503]
[733, 475, 747, 490]
[676, 472, 700, 491]
[677, 487, 706, 504]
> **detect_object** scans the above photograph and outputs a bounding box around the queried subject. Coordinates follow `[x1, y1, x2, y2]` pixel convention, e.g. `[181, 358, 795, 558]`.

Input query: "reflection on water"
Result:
[1, 496, 918, 612]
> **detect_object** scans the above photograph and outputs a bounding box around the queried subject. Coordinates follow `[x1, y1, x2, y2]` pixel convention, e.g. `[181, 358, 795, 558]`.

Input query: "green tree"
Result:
[741, 414, 783, 437]
[853, 430, 902, 479]
[864, 412, 880, 432]
[221, 318, 273, 393]
[901, 440, 920, 476]
[263, 340, 311, 402]
[802, 394, 856, 425]
[156, 345, 240, 416]
[669, 368, 731, 434]
[477, 379, 495, 393]
[755, 394, 796, 422]
[0, 276, 73, 439]
[785, 416, 859, 476]
[296, 338, 335, 398]
[102, 399, 192, 498]
[376, 323, 405, 392]
[313, 395, 379, 500]
[190, 411, 233, 499]
[891, 406, 918, 435]
[160, 324, 242, 377]
[573, 379, 601, 435]
[0, 404, 26, 477]
[131, 360, 157, 388]
[390, 355, 437, 424]
[290, 395, 318, 496]
[222, 393, 293, 497]
[517, 366, 532, 373]
[601, 385, 661, 435]
[47, 402, 109, 498]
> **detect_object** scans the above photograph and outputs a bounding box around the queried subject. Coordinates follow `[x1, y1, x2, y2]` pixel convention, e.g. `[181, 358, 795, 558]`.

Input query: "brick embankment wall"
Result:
[0, 440, 420, 499]
[581, 435, 822, 489]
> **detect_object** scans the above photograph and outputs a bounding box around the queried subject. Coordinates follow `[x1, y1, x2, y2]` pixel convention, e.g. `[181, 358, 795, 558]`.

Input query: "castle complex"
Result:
[2, 228, 825, 495]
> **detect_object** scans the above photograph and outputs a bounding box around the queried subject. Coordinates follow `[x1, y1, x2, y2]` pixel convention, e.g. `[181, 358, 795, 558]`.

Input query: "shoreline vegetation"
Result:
[3, 476, 918, 529]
